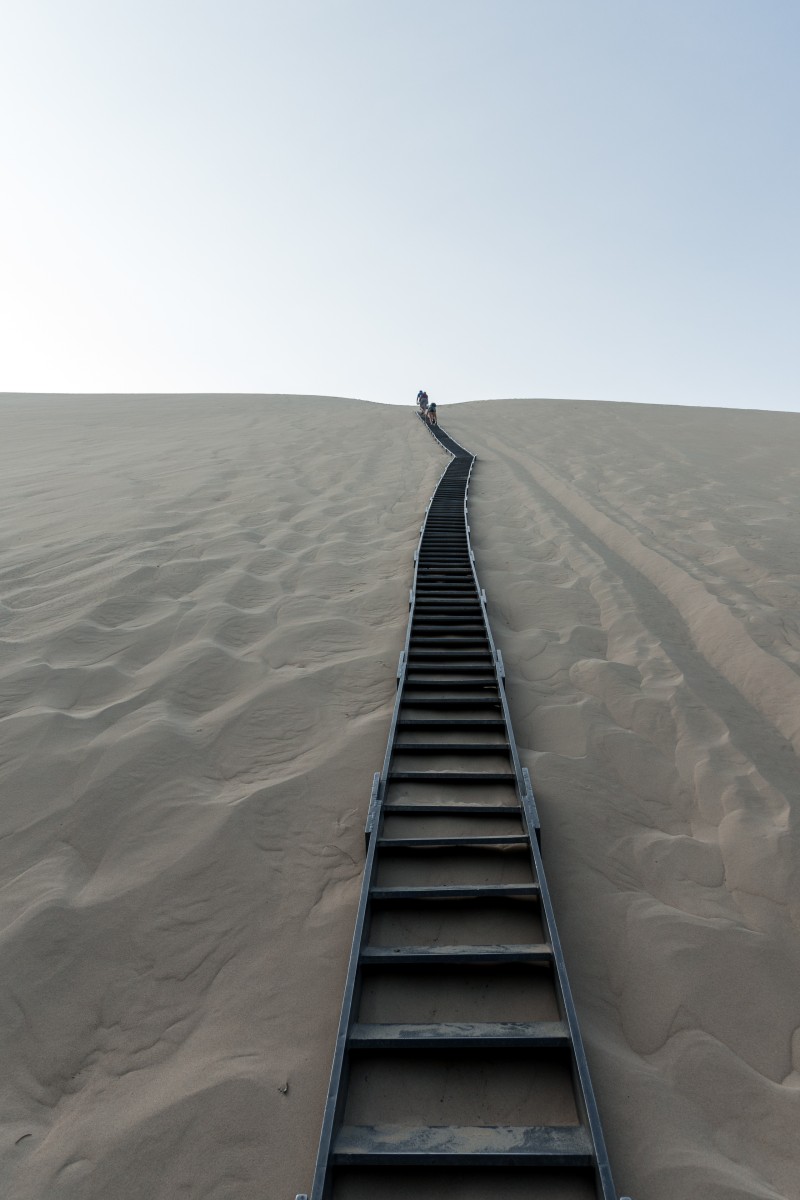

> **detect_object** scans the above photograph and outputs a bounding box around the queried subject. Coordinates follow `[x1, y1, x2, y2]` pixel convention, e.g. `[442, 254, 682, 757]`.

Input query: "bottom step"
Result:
[333, 1123, 594, 1166]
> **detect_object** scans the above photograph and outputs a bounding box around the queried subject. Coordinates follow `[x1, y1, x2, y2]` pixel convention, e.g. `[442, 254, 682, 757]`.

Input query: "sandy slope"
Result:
[0, 396, 441, 1200]
[2, 394, 800, 1199]
[446, 399, 800, 1200]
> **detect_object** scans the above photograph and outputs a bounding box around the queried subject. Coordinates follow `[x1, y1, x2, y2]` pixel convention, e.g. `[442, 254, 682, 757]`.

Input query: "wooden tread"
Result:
[333, 1122, 593, 1166]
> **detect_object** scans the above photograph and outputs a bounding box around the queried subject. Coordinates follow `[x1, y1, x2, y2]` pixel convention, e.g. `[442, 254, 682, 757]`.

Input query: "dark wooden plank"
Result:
[397, 697, 503, 708]
[361, 944, 553, 966]
[349, 1020, 569, 1049]
[392, 744, 508, 754]
[381, 803, 521, 816]
[397, 719, 506, 729]
[402, 686, 503, 696]
[378, 834, 528, 848]
[333, 1123, 594, 1166]
[388, 772, 515, 784]
[371, 883, 539, 902]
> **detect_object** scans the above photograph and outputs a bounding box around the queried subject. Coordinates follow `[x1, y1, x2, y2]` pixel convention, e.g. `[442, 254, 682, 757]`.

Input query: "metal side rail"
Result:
[297, 413, 631, 1200]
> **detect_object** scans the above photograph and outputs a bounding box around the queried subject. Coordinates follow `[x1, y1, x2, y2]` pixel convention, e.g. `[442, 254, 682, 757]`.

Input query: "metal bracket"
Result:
[397, 651, 405, 684]
[480, 588, 487, 604]
[521, 766, 541, 846]
[408, 588, 414, 609]
[495, 649, 506, 680]
[364, 773, 381, 846]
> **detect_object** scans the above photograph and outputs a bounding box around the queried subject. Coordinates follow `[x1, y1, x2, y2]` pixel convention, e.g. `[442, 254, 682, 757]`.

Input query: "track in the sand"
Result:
[297, 416, 629, 1200]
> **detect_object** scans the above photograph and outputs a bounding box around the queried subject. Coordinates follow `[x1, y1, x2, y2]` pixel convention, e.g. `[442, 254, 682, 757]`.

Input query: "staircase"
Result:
[296, 415, 629, 1200]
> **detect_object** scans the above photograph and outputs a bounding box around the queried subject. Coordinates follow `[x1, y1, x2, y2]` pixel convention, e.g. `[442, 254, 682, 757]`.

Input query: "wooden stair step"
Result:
[332, 1122, 593, 1166]
[371, 882, 539, 902]
[348, 1019, 568, 1049]
[361, 944, 552, 966]
[378, 834, 528, 849]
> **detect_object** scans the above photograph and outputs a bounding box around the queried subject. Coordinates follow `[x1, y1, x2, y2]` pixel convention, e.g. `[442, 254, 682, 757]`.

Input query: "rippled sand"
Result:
[0, 395, 441, 1199]
[449, 399, 800, 1200]
[2, 394, 800, 1199]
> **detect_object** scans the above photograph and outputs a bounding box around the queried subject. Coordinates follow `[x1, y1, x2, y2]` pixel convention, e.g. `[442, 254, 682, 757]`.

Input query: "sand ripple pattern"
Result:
[447, 399, 800, 1200]
[0, 396, 440, 1199]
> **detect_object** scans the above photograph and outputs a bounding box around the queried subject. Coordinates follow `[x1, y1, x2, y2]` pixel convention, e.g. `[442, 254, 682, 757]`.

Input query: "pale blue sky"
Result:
[2, 1, 798, 409]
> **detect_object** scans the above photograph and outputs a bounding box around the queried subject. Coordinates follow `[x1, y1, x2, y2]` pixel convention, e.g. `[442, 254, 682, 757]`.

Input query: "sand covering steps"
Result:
[298, 415, 630, 1200]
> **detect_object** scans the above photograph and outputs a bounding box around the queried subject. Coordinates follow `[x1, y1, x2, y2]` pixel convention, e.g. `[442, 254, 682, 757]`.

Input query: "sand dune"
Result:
[2, 394, 800, 1198]
[447, 399, 800, 1200]
[0, 396, 440, 1199]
